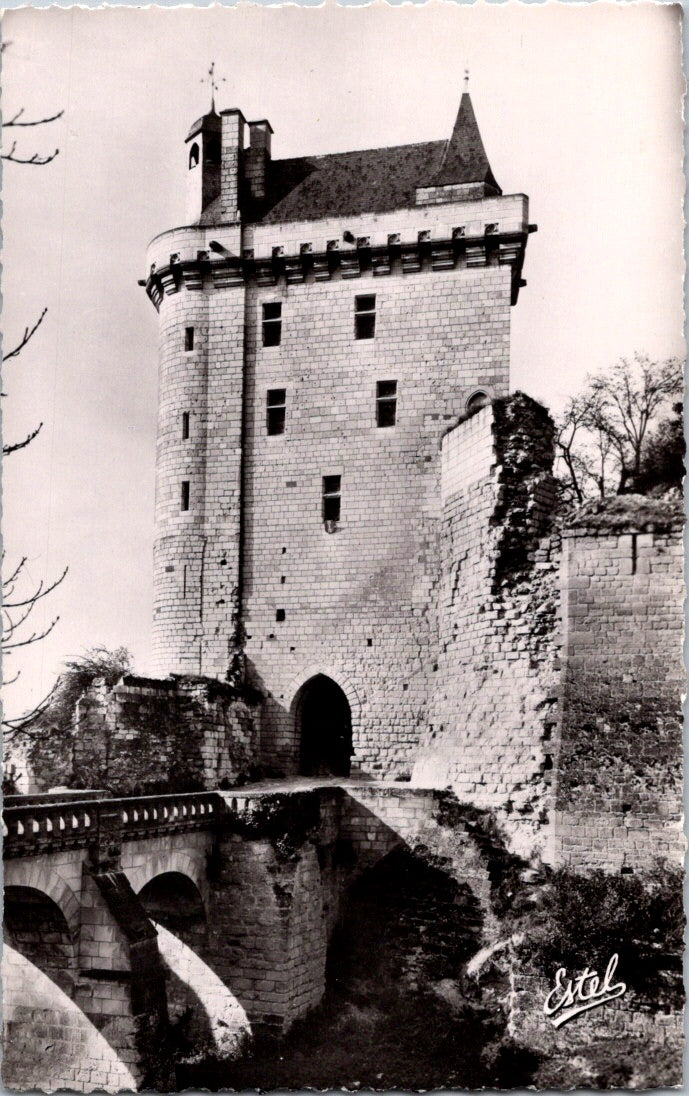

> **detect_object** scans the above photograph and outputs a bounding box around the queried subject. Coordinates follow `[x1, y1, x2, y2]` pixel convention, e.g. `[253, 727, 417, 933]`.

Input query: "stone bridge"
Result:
[3, 782, 500, 1092]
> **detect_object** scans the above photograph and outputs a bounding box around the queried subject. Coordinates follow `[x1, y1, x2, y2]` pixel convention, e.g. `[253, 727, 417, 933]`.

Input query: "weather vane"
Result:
[464, 69, 470, 92]
[202, 61, 226, 113]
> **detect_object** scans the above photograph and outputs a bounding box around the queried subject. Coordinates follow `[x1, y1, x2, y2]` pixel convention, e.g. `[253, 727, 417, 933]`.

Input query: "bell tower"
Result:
[185, 110, 221, 223]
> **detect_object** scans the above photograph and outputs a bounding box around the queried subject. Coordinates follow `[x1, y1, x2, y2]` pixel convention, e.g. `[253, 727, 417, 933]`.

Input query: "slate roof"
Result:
[433, 93, 499, 191]
[196, 93, 500, 226]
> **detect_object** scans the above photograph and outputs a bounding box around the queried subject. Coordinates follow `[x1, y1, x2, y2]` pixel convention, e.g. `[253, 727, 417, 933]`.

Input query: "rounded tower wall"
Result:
[146, 225, 246, 679]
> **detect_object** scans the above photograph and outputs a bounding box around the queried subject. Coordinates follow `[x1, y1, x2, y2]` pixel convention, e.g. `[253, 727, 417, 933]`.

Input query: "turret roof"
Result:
[186, 110, 221, 142]
[432, 92, 499, 190]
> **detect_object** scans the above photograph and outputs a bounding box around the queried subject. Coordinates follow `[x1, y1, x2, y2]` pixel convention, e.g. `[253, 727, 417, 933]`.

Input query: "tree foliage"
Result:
[637, 400, 685, 495]
[556, 354, 683, 502]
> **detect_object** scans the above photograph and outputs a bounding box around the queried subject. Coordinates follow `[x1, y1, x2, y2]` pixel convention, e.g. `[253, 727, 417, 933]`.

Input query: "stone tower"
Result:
[144, 89, 534, 777]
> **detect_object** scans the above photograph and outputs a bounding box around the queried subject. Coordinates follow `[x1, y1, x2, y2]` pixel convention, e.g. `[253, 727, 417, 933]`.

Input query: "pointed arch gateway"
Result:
[294, 674, 353, 777]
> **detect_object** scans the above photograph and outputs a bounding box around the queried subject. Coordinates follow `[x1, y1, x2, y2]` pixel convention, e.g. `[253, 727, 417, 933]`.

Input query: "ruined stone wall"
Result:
[553, 498, 684, 871]
[413, 395, 562, 857]
[73, 675, 260, 795]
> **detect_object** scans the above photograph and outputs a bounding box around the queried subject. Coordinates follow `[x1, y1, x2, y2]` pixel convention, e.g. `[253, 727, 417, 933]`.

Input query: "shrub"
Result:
[521, 867, 684, 1009]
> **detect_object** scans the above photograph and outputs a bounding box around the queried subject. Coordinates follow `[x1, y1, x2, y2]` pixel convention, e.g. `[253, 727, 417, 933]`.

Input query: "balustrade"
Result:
[3, 791, 224, 859]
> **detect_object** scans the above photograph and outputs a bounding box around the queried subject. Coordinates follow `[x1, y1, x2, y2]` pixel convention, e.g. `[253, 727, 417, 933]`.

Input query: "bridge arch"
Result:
[124, 848, 207, 901]
[4, 885, 78, 996]
[2, 861, 80, 934]
[138, 871, 207, 951]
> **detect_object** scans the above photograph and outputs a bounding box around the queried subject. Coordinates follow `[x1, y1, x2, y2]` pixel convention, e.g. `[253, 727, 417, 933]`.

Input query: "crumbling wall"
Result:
[413, 394, 562, 857]
[553, 497, 684, 871]
[72, 674, 260, 795]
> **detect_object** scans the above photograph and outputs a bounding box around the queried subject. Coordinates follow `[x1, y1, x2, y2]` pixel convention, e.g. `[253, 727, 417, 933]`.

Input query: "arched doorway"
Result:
[297, 674, 352, 777]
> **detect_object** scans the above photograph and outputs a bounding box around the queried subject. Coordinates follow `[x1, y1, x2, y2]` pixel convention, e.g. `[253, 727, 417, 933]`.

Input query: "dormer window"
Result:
[189, 143, 200, 169]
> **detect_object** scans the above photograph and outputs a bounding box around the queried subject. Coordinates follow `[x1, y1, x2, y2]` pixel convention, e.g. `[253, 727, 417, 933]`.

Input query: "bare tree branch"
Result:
[3, 682, 61, 740]
[3, 308, 48, 362]
[3, 107, 64, 128]
[3, 422, 44, 456]
[3, 616, 60, 651]
[3, 566, 68, 610]
[1, 140, 59, 165]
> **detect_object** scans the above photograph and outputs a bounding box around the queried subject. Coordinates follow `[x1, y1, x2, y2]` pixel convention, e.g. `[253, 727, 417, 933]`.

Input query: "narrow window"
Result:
[322, 475, 341, 524]
[182, 411, 190, 440]
[376, 380, 397, 428]
[184, 326, 194, 352]
[262, 302, 282, 347]
[189, 143, 200, 169]
[181, 481, 190, 512]
[355, 294, 376, 340]
[266, 389, 286, 436]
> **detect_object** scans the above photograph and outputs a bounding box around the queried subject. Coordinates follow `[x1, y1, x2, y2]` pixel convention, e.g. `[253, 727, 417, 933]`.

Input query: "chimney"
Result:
[245, 119, 273, 204]
[220, 109, 246, 223]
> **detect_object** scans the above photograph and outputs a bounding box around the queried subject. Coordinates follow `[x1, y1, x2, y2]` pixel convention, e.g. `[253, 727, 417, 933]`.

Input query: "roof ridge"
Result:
[270, 137, 446, 165]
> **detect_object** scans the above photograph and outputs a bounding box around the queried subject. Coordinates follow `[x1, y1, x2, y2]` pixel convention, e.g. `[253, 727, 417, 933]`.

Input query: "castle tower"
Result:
[144, 88, 534, 773]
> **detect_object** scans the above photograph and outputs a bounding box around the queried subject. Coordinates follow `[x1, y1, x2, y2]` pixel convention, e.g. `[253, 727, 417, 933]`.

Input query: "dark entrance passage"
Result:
[298, 674, 352, 777]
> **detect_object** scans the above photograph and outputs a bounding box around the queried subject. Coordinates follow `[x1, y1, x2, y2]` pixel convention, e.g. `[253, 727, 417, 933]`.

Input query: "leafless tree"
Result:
[2, 76, 67, 737]
[556, 354, 683, 501]
[2, 105, 64, 165]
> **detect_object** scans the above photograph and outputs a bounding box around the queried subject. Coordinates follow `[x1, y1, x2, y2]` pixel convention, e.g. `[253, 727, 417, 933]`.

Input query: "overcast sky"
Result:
[2, 2, 684, 721]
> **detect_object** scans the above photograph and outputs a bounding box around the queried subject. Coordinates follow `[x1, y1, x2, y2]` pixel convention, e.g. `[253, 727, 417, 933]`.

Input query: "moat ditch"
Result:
[177, 846, 540, 1090]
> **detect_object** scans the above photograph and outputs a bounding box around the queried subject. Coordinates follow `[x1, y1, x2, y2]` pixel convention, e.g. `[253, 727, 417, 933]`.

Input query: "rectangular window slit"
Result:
[181, 481, 190, 512]
[184, 326, 194, 352]
[183, 564, 188, 598]
[262, 302, 282, 347]
[376, 380, 397, 427]
[182, 411, 190, 440]
[276, 609, 285, 622]
[266, 388, 286, 435]
[631, 532, 637, 575]
[322, 474, 341, 524]
[355, 294, 376, 340]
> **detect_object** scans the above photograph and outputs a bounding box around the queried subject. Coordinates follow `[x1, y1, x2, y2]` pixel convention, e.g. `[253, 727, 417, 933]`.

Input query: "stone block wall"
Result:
[413, 394, 561, 857]
[73, 674, 260, 795]
[146, 193, 531, 779]
[150, 224, 245, 680]
[243, 258, 513, 778]
[553, 498, 684, 871]
[2, 945, 139, 1093]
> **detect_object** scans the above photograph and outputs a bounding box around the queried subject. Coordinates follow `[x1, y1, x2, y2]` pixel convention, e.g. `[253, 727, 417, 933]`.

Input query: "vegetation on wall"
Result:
[10, 646, 132, 791]
[511, 866, 684, 1010]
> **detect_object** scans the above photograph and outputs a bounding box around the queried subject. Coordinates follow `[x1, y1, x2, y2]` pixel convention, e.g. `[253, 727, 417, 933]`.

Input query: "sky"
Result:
[1, 2, 685, 722]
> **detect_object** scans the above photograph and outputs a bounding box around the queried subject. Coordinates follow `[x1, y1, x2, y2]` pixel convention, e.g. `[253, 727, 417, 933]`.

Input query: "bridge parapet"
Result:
[3, 791, 224, 860]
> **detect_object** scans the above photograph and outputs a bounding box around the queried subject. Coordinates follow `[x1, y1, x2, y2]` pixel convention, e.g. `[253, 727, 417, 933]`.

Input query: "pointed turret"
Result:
[432, 90, 501, 195]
